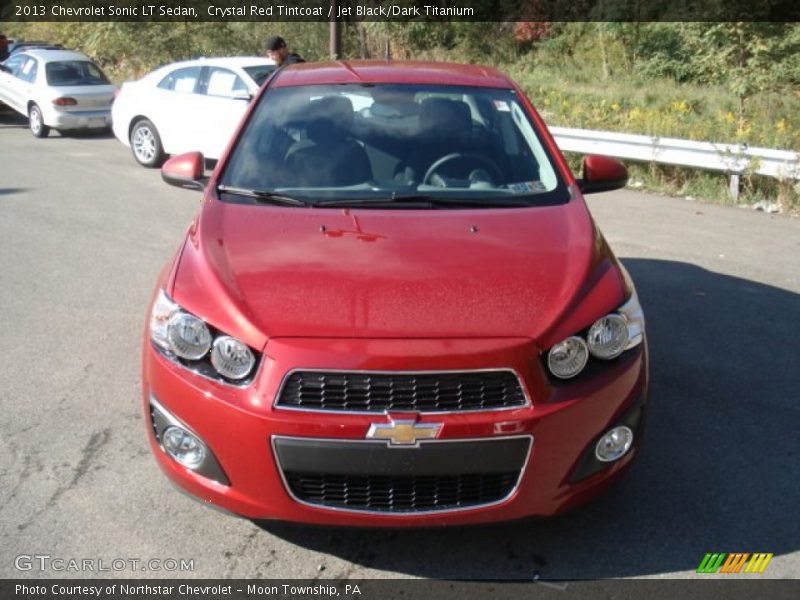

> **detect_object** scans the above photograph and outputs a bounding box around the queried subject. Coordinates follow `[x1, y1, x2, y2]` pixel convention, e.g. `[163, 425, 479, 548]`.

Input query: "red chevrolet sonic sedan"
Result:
[143, 61, 648, 526]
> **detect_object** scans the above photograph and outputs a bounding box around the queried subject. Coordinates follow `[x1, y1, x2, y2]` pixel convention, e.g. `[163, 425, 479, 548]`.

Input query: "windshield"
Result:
[243, 64, 277, 87]
[220, 83, 569, 208]
[45, 61, 110, 86]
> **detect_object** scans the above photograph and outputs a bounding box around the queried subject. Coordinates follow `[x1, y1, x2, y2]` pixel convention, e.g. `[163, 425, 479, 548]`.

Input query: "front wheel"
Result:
[130, 118, 166, 168]
[29, 104, 50, 138]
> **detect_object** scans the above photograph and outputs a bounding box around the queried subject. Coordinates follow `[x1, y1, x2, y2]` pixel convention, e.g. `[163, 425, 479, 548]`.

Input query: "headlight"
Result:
[149, 290, 259, 383]
[619, 287, 644, 350]
[211, 336, 256, 380]
[587, 314, 628, 359]
[547, 336, 589, 379]
[149, 290, 178, 352]
[545, 284, 645, 379]
[167, 312, 212, 360]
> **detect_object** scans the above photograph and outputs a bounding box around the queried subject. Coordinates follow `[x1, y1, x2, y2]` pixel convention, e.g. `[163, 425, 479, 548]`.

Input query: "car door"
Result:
[193, 66, 252, 159]
[0, 53, 29, 112]
[14, 56, 39, 112]
[148, 65, 206, 155]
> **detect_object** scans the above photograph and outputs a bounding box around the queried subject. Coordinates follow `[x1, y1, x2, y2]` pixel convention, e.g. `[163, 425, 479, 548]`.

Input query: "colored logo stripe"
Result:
[697, 553, 773, 574]
[720, 553, 749, 573]
[744, 553, 773, 574]
[697, 553, 726, 573]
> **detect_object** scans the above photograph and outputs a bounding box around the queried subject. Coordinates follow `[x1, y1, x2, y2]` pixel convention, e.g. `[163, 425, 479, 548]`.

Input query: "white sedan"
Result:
[112, 57, 276, 167]
[0, 49, 115, 138]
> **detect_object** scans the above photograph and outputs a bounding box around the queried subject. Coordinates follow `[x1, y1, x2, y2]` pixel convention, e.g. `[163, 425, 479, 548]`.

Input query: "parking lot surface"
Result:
[1, 114, 798, 579]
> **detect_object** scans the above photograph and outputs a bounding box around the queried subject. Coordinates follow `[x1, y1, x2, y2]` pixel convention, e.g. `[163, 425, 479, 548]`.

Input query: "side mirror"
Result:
[161, 152, 207, 191]
[231, 90, 253, 102]
[578, 155, 628, 194]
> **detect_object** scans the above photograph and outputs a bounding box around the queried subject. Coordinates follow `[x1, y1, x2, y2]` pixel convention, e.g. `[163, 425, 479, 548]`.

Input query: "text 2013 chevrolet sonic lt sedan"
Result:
[143, 61, 648, 526]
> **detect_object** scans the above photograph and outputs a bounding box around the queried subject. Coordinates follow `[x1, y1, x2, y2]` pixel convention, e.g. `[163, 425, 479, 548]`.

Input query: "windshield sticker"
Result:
[493, 100, 511, 112]
[508, 181, 547, 194]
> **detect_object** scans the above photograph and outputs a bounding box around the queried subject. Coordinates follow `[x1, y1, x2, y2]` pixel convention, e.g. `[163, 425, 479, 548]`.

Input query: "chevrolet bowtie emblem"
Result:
[366, 419, 442, 446]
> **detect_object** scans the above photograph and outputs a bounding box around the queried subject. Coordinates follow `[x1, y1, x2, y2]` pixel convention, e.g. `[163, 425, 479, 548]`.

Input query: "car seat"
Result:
[285, 96, 372, 187]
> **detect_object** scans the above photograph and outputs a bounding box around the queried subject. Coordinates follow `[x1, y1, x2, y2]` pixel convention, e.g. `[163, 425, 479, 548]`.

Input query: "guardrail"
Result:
[550, 126, 800, 199]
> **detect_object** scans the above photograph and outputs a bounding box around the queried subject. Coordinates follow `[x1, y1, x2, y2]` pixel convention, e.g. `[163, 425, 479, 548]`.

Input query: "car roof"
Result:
[11, 42, 63, 52]
[20, 49, 92, 62]
[158, 56, 276, 71]
[140, 56, 276, 83]
[271, 60, 514, 89]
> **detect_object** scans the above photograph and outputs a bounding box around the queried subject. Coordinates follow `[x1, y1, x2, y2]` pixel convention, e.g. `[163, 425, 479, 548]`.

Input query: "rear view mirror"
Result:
[578, 155, 628, 194]
[161, 152, 207, 191]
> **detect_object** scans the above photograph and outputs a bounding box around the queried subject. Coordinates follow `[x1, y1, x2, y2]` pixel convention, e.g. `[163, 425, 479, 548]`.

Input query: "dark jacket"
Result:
[281, 53, 305, 67]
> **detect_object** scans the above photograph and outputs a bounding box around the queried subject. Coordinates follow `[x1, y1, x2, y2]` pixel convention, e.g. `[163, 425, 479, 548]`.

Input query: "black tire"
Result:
[129, 118, 166, 168]
[29, 104, 50, 138]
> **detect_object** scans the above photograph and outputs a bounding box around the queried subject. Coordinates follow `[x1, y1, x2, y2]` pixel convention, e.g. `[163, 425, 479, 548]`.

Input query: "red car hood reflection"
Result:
[173, 198, 615, 342]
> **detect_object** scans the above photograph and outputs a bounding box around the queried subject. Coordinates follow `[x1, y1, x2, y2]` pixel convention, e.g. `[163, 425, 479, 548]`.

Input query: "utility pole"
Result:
[329, 1, 342, 59]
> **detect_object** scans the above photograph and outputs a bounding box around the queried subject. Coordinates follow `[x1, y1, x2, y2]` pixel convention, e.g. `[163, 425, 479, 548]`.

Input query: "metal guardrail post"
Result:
[729, 174, 741, 200]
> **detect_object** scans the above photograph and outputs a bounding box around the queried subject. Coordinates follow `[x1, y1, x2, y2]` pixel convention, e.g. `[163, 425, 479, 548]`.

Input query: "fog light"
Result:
[162, 426, 207, 469]
[595, 426, 633, 462]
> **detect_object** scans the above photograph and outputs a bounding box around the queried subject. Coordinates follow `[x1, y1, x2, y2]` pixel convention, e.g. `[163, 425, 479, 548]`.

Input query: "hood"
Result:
[172, 197, 623, 347]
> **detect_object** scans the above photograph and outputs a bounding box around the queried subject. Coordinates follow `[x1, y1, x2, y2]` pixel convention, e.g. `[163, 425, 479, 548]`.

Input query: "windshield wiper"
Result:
[313, 194, 436, 208]
[217, 185, 309, 207]
[313, 194, 534, 208]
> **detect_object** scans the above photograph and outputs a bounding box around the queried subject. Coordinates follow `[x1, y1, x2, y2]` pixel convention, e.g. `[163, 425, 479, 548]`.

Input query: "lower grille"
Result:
[284, 471, 519, 512]
[276, 370, 527, 412]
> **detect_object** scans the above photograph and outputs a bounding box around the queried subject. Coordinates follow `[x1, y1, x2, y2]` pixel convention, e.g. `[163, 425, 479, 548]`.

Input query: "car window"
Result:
[18, 57, 37, 82]
[243, 64, 276, 87]
[205, 67, 247, 97]
[157, 66, 202, 93]
[4, 54, 26, 76]
[220, 83, 568, 207]
[45, 61, 110, 86]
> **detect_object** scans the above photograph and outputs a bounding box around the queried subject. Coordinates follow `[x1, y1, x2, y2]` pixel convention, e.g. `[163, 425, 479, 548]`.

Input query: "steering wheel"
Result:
[422, 153, 504, 187]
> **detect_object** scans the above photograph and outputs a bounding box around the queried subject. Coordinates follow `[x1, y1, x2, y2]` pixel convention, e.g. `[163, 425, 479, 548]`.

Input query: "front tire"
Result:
[130, 118, 166, 168]
[29, 104, 50, 138]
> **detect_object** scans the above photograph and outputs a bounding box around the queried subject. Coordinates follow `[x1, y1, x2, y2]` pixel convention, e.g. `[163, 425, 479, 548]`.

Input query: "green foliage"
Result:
[680, 23, 800, 112]
[5, 21, 330, 79]
[632, 24, 696, 81]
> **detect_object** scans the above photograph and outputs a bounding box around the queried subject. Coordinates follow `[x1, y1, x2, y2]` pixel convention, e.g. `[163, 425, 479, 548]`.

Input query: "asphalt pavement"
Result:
[1, 111, 798, 580]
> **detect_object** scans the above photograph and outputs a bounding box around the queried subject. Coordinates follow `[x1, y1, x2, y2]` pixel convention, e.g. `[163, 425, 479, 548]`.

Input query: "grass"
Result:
[504, 62, 800, 211]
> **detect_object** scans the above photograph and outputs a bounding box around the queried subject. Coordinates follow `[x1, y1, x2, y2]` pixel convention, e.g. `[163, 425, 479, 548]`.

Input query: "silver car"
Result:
[0, 49, 115, 138]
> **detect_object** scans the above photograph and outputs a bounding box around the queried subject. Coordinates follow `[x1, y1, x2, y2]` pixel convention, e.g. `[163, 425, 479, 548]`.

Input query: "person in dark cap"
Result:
[264, 35, 305, 68]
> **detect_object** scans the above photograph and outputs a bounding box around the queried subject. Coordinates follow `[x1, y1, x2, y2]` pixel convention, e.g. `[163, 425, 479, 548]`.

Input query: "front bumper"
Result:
[142, 336, 648, 526]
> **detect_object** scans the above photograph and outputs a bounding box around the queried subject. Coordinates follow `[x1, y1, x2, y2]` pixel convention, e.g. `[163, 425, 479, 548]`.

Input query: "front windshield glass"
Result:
[220, 83, 569, 207]
[45, 61, 110, 86]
